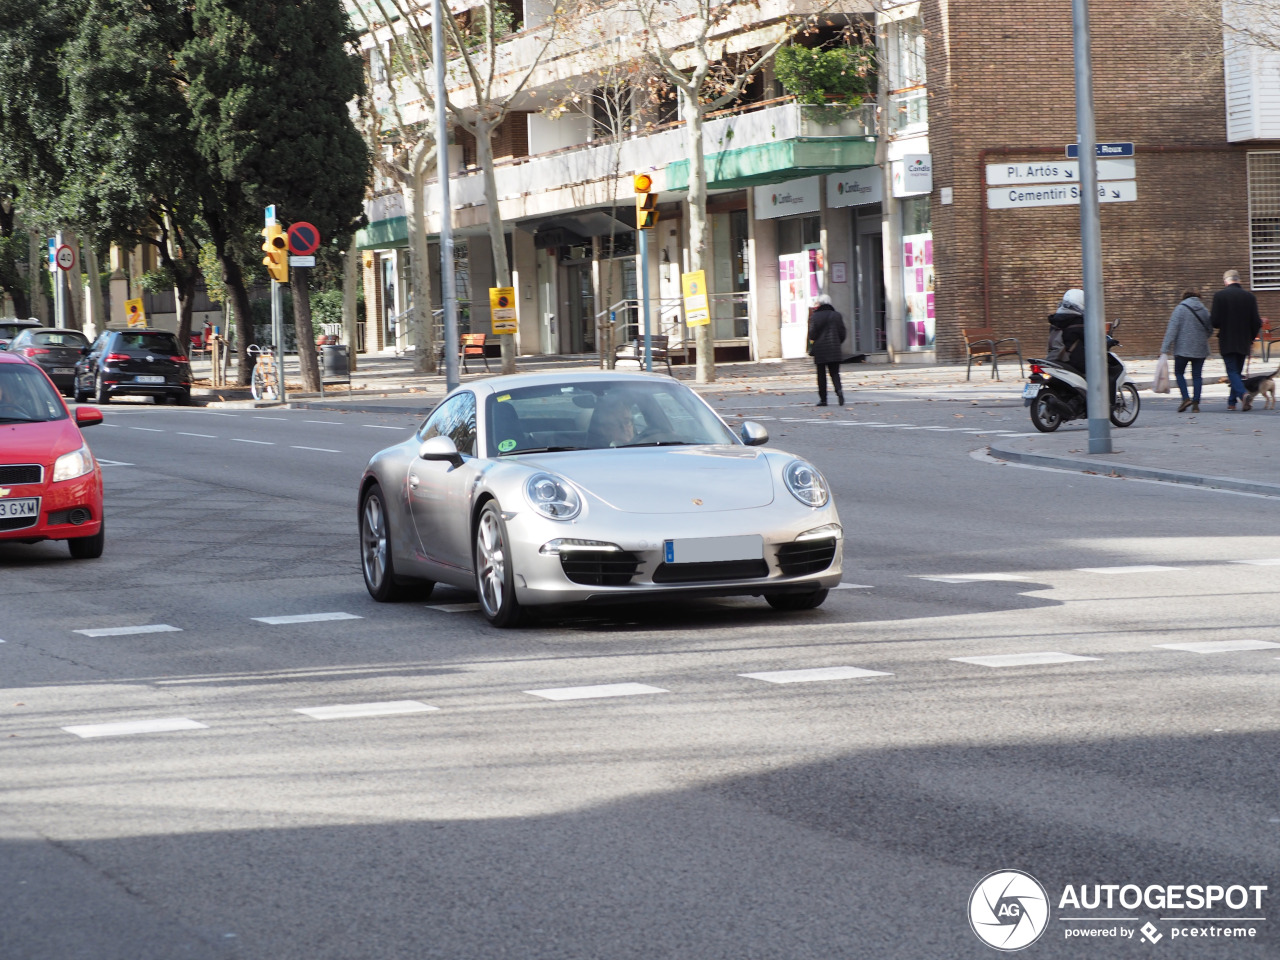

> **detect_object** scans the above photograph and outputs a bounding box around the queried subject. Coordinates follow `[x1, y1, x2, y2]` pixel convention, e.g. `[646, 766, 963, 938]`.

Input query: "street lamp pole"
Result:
[1072, 0, 1112, 454]
[434, 0, 459, 393]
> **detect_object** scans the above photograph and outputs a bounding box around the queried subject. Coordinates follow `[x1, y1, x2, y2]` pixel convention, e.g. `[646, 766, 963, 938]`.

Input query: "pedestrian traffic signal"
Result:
[634, 173, 658, 230]
[261, 224, 289, 284]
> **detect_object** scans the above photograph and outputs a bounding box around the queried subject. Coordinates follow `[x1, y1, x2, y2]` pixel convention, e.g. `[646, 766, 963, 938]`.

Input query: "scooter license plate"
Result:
[1022, 384, 1039, 400]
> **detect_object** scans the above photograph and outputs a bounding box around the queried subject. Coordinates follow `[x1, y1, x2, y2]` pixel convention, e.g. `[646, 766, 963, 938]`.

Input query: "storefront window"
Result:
[900, 196, 934, 349]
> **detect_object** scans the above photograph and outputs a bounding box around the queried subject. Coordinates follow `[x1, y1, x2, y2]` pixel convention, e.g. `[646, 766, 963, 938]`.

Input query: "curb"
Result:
[987, 442, 1280, 497]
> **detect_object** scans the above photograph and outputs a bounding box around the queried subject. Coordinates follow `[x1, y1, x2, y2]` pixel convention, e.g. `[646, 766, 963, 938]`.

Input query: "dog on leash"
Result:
[1240, 366, 1278, 410]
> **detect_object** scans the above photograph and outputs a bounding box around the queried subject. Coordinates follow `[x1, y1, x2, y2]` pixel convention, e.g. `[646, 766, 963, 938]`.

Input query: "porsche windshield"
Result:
[486, 380, 737, 455]
[0, 363, 69, 423]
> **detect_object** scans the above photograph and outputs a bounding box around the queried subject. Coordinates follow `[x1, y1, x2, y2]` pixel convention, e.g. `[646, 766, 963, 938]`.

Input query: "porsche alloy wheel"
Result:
[474, 502, 523, 627]
[360, 485, 431, 602]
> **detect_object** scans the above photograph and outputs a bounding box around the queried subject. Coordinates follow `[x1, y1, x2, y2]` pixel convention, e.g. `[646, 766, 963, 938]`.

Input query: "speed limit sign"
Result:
[55, 244, 75, 271]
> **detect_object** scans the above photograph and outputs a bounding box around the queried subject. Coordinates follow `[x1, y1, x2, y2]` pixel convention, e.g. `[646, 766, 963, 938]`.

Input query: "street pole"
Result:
[639, 227, 652, 372]
[434, 0, 459, 393]
[1072, 0, 1112, 454]
[272, 277, 286, 403]
[54, 231, 66, 328]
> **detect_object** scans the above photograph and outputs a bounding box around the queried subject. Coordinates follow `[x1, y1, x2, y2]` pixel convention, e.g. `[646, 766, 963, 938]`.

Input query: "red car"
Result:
[0, 351, 105, 558]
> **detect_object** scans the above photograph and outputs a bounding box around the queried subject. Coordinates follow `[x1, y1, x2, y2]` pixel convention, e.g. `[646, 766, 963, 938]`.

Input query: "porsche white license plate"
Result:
[0, 498, 39, 519]
[135, 375, 165, 384]
[664, 535, 763, 564]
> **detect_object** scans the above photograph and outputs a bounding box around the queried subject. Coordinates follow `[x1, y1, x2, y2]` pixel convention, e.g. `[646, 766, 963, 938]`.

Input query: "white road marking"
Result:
[1155, 640, 1280, 654]
[231, 438, 274, 445]
[305, 420, 344, 425]
[203, 412, 239, 417]
[251, 612, 362, 625]
[834, 582, 873, 590]
[74, 624, 182, 637]
[526, 683, 669, 701]
[290, 446, 341, 453]
[425, 603, 480, 613]
[363, 425, 404, 430]
[951, 652, 1102, 668]
[915, 573, 1031, 583]
[252, 416, 287, 421]
[129, 426, 164, 432]
[63, 717, 207, 738]
[177, 432, 217, 438]
[94, 459, 133, 466]
[1076, 565, 1179, 574]
[1232, 558, 1280, 565]
[295, 701, 438, 720]
[741, 666, 892, 684]
[864, 423, 905, 428]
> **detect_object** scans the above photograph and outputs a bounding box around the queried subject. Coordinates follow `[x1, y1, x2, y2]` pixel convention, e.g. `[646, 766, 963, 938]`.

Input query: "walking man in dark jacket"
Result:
[1210, 269, 1263, 410]
[807, 295, 847, 406]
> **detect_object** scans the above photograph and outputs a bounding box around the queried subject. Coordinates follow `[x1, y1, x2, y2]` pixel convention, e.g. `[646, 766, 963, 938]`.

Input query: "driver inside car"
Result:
[588, 394, 639, 447]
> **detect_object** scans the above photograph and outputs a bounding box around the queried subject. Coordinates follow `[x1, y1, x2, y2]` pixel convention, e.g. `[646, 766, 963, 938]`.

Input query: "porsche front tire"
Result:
[765, 587, 829, 611]
[474, 502, 523, 627]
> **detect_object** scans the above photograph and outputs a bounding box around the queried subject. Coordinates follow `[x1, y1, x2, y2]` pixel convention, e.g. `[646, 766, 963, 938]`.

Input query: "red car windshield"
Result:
[0, 364, 69, 423]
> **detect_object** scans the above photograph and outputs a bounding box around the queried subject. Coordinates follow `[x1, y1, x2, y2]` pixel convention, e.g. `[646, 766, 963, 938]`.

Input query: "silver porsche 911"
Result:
[357, 371, 843, 626]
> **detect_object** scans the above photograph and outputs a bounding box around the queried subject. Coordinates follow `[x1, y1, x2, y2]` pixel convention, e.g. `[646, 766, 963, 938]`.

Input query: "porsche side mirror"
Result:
[419, 435, 464, 467]
[75, 406, 103, 428]
[739, 421, 768, 446]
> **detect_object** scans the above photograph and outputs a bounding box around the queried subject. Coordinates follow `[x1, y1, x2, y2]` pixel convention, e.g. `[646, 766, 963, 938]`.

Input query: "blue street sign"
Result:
[47, 238, 55, 266]
[265, 204, 277, 226]
[1066, 142, 1134, 159]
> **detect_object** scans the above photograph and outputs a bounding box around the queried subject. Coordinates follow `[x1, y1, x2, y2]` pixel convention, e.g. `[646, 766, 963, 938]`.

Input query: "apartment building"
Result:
[354, 0, 1280, 366]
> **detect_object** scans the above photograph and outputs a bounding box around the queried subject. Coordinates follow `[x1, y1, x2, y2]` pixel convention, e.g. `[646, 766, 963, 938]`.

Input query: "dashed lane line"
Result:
[951, 652, 1102, 668]
[73, 624, 182, 638]
[231, 438, 274, 445]
[295, 701, 438, 720]
[63, 718, 208, 739]
[1154, 640, 1280, 654]
[1075, 565, 1180, 574]
[251, 612, 363, 625]
[290, 446, 341, 453]
[1232, 558, 1280, 565]
[740, 666, 892, 684]
[177, 432, 217, 438]
[525, 683, 669, 701]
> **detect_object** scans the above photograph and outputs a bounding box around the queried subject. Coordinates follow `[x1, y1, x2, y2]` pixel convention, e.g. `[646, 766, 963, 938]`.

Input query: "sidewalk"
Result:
[191, 351, 1280, 497]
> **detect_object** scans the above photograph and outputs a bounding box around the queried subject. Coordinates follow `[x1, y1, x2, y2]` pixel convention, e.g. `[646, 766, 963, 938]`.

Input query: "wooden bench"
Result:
[962, 326, 1023, 380]
[613, 334, 673, 375]
[1255, 317, 1279, 363]
[460, 333, 490, 372]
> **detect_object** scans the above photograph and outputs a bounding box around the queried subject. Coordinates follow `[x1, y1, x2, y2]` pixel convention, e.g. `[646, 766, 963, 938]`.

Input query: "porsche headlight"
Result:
[53, 443, 95, 482]
[783, 459, 829, 507]
[524, 472, 581, 520]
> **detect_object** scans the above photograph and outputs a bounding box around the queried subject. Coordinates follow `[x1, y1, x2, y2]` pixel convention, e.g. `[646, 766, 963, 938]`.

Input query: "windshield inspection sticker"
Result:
[498, 439, 517, 452]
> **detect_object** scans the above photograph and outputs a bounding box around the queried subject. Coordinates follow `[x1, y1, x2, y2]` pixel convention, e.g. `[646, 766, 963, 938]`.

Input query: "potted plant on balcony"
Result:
[775, 40, 876, 127]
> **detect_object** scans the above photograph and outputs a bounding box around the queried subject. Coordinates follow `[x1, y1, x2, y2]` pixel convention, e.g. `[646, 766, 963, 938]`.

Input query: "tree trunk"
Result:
[83, 239, 105, 335]
[28, 230, 49, 323]
[343, 242, 360, 372]
[220, 255, 255, 386]
[291, 268, 321, 391]
[405, 141, 436, 374]
[683, 90, 715, 383]
[476, 119, 517, 375]
[176, 268, 197, 355]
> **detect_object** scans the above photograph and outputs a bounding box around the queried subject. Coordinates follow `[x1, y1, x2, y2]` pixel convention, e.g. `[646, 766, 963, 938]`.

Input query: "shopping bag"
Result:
[1153, 354, 1171, 394]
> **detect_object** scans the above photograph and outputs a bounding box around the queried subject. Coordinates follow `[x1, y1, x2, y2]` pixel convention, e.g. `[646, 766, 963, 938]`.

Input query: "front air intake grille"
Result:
[560, 550, 641, 586]
[651, 559, 769, 583]
[777, 538, 838, 577]
[48, 507, 92, 526]
[0, 464, 42, 485]
[0, 514, 39, 532]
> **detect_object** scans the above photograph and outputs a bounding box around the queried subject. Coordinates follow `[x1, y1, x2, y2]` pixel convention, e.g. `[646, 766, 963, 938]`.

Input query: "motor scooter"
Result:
[1023, 319, 1140, 432]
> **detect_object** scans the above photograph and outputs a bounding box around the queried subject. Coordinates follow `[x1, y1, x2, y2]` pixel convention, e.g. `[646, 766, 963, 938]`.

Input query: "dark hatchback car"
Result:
[0, 318, 43, 351]
[8, 327, 91, 396]
[75, 328, 192, 404]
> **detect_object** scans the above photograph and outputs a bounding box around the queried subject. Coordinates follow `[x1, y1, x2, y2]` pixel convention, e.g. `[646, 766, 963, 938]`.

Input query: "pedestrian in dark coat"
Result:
[1210, 269, 1263, 410]
[1160, 288, 1213, 412]
[807, 295, 847, 406]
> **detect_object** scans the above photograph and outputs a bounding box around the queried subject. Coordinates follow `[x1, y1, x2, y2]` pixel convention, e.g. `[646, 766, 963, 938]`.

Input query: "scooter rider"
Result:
[1046, 288, 1086, 371]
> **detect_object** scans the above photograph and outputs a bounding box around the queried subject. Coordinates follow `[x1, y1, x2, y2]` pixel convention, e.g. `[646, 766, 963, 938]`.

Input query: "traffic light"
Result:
[634, 173, 658, 230]
[261, 224, 289, 284]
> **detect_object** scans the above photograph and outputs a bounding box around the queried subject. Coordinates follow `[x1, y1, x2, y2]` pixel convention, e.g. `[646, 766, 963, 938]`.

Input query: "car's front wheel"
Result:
[360, 484, 431, 602]
[474, 502, 523, 627]
[765, 587, 829, 611]
[68, 521, 104, 560]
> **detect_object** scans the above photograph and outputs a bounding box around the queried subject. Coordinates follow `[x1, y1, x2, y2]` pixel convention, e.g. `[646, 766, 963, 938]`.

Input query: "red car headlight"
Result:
[52, 443, 95, 482]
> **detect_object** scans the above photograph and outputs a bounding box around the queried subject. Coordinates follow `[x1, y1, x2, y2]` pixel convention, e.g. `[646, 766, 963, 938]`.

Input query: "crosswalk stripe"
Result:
[63, 718, 207, 738]
[741, 666, 892, 684]
[74, 624, 181, 637]
[252, 612, 362, 625]
[1154, 640, 1280, 654]
[526, 683, 668, 701]
[951, 652, 1101, 668]
[295, 701, 438, 720]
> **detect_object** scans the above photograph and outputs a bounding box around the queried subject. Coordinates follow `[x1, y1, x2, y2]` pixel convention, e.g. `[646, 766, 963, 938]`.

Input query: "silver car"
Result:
[358, 372, 843, 626]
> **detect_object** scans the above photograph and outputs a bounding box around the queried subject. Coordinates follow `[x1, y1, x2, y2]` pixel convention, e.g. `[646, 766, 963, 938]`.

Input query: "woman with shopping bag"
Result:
[1160, 287, 1213, 412]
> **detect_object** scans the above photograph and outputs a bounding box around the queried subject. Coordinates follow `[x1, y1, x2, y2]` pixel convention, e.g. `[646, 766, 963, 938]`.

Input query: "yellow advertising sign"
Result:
[124, 298, 147, 328]
[489, 286, 517, 335]
[681, 270, 710, 327]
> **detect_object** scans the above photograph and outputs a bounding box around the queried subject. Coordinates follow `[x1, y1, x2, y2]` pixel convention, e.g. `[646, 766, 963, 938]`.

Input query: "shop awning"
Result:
[665, 138, 878, 192]
[355, 215, 408, 251]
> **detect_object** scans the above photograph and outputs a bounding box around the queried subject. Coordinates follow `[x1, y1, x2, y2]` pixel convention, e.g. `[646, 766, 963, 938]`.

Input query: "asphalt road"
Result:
[2, 387, 1278, 960]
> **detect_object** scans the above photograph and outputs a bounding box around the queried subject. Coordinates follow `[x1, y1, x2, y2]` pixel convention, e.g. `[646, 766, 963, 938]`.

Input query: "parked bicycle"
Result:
[248, 343, 280, 401]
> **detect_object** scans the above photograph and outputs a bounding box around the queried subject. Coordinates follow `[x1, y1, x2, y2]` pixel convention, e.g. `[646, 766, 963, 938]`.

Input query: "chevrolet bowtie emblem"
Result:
[691, 498, 703, 505]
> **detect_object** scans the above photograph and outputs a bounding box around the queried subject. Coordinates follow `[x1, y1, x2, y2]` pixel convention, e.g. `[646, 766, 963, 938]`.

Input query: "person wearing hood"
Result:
[1160, 288, 1213, 412]
[807, 295, 847, 406]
